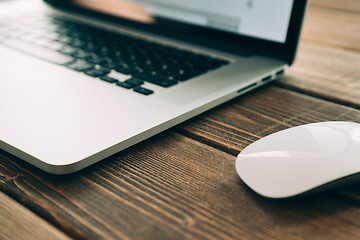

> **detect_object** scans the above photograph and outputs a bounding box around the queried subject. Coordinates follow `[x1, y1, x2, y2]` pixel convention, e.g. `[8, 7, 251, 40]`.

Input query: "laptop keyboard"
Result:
[0, 14, 229, 95]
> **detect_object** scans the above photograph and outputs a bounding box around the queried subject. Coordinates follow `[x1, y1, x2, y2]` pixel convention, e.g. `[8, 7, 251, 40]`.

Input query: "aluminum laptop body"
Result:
[0, 0, 308, 174]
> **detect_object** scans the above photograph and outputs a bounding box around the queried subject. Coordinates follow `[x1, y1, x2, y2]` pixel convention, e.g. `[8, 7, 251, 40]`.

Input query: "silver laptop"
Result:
[0, 0, 308, 174]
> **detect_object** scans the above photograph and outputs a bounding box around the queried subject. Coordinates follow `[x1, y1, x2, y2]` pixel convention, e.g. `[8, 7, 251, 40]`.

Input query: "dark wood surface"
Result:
[278, 0, 360, 109]
[1, 1, 360, 239]
[0, 190, 70, 240]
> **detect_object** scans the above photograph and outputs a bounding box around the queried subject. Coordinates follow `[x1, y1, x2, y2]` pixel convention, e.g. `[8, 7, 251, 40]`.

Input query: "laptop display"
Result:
[73, 0, 294, 43]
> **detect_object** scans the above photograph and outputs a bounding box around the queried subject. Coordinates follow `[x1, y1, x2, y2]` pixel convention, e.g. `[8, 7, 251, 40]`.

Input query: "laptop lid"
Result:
[45, 0, 308, 65]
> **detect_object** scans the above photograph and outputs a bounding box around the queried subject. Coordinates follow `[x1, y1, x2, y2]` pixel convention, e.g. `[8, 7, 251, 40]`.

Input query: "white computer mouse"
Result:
[235, 121, 360, 199]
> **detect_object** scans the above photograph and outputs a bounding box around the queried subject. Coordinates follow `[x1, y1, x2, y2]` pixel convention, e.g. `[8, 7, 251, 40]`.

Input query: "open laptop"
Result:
[0, 0, 308, 174]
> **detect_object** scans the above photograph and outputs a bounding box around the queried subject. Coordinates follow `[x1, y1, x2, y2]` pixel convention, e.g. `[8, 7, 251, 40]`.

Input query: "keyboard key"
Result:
[115, 65, 136, 75]
[100, 76, 118, 83]
[100, 59, 117, 69]
[72, 50, 92, 59]
[66, 60, 94, 71]
[133, 86, 154, 95]
[86, 54, 108, 64]
[116, 81, 134, 89]
[126, 78, 144, 86]
[132, 72, 177, 88]
[84, 68, 110, 77]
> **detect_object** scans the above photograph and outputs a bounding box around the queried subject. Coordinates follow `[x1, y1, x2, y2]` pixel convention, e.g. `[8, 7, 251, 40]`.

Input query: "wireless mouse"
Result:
[235, 121, 360, 199]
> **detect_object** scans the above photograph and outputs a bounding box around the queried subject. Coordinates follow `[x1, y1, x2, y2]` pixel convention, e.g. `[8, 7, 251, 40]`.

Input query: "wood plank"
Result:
[301, 5, 360, 51]
[310, 0, 360, 13]
[275, 2, 360, 109]
[0, 1, 357, 239]
[1, 88, 360, 239]
[0, 190, 70, 240]
[177, 86, 360, 156]
[277, 42, 360, 109]
[177, 86, 360, 215]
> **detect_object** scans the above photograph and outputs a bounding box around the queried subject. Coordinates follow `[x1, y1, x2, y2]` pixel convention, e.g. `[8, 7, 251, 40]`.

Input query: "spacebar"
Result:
[3, 40, 74, 65]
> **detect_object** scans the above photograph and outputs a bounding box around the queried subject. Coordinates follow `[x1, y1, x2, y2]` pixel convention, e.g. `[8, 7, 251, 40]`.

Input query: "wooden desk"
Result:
[1, 1, 359, 239]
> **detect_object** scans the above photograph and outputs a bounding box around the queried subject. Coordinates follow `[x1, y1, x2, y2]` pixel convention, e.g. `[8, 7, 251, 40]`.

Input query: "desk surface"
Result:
[1, 1, 360, 239]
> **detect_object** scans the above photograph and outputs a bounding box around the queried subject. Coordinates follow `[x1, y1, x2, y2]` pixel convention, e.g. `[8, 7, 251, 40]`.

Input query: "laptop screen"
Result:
[73, 0, 294, 43]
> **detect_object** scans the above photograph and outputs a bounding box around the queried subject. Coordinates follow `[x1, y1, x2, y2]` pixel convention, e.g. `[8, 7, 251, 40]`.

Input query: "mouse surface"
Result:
[235, 121, 360, 199]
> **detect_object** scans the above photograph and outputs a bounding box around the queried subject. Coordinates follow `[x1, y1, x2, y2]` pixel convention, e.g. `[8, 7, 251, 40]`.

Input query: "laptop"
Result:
[0, 0, 308, 174]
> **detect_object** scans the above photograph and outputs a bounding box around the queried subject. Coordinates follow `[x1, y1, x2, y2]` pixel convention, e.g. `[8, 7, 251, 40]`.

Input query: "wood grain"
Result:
[277, 42, 360, 109]
[301, 4, 360, 52]
[310, 0, 360, 13]
[0, 190, 70, 240]
[177, 86, 360, 156]
[275, 3, 360, 109]
[1, 88, 360, 240]
[0, 1, 359, 240]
